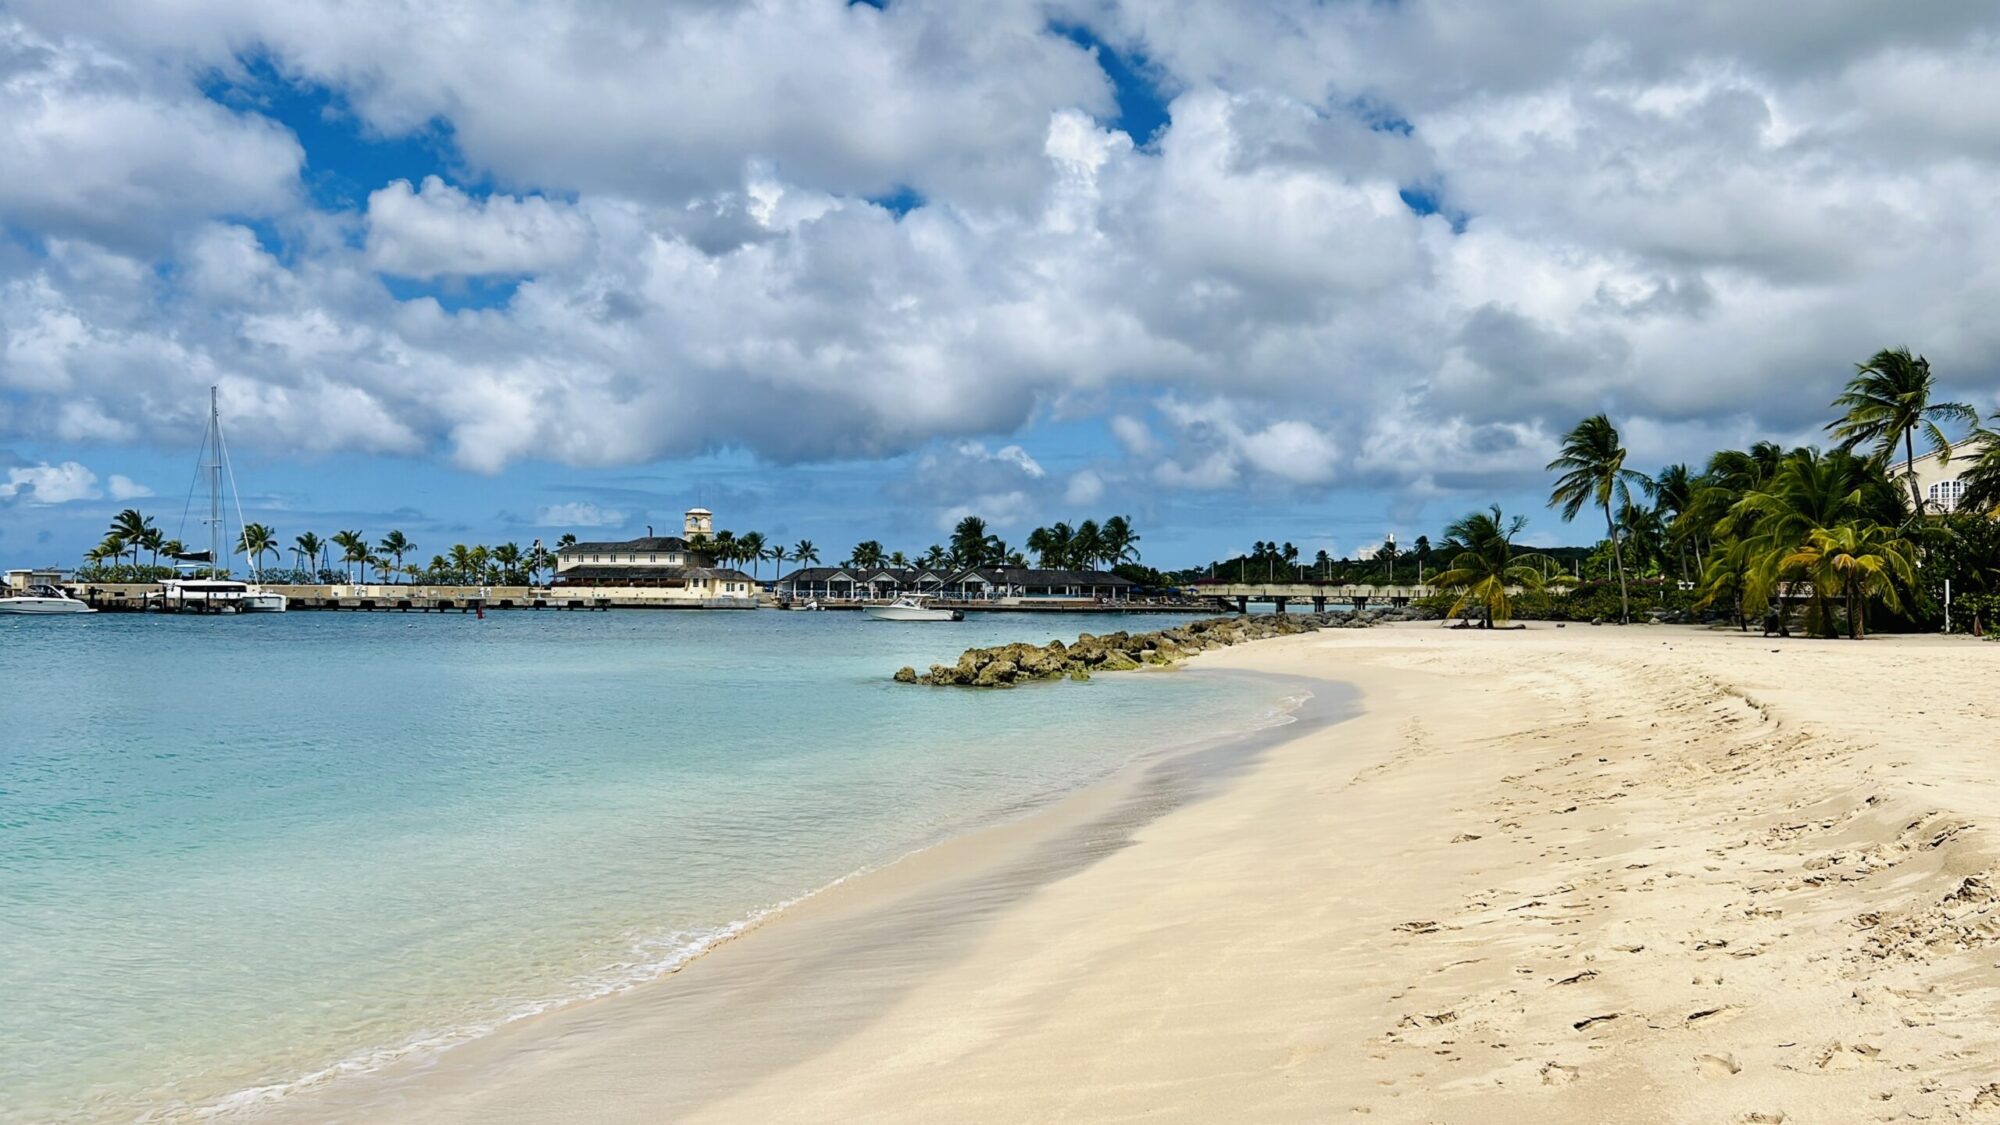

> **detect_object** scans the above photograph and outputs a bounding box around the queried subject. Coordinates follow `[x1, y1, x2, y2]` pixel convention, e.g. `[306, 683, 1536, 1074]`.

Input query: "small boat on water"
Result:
[864, 593, 964, 622]
[0, 583, 96, 615]
[240, 588, 287, 613]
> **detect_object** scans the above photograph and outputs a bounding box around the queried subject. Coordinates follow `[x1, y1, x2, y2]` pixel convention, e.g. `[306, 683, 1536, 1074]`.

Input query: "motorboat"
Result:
[0, 583, 96, 614]
[864, 593, 964, 622]
[240, 587, 288, 613]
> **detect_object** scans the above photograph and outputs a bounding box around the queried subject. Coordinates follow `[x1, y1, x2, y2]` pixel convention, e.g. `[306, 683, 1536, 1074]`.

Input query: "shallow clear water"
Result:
[0, 608, 1290, 1122]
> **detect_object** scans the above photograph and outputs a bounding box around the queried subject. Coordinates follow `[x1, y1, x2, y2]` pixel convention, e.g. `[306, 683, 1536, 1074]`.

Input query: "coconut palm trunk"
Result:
[1603, 500, 1630, 623]
[1903, 427, 1923, 514]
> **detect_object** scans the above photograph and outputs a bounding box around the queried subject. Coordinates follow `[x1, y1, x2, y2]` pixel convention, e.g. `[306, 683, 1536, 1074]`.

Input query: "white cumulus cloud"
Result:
[0, 460, 101, 504]
[106, 474, 151, 500]
[1, 0, 1999, 515]
[534, 502, 628, 528]
[366, 176, 592, 279]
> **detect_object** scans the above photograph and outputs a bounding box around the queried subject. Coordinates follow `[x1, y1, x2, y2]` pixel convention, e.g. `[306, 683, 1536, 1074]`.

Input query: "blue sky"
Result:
[5, 2, 1998, 571]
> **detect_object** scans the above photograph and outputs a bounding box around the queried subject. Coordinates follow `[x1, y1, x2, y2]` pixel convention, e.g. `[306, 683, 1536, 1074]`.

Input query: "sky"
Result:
[5, 1, 2000, 571]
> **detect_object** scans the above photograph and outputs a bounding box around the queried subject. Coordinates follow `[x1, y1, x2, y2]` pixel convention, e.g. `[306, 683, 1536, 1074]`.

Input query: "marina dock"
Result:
[57, 583, 1212, 614]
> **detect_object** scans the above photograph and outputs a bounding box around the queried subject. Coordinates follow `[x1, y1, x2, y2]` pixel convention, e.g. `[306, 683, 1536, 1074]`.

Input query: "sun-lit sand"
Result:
[280, 622, 2000, 1123]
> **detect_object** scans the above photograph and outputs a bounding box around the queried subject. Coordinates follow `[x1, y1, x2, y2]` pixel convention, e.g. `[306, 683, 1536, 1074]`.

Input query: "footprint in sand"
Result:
[1695, 1052, 1742, 1078]
[1540, 1061, 1580, 1086]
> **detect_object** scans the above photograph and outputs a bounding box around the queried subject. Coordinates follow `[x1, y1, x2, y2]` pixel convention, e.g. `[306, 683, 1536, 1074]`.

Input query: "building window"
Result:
[1930, 478, 1965, 511]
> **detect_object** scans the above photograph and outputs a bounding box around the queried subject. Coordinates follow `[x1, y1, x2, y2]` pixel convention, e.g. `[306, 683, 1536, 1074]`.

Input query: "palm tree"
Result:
[1724, 448, 1902, 635]
[1074, 520, 1104, 569]
[378, 531, 414, 582]
[737, 531, 767, 579]
[793, 540, 820, 566]
[851, 540, 885, 568]
[1953, 417, 2000, 517]
[1432, 507, 1549, 628]
[448, 544, 474, 584]
[950, 516, 990, 566]
[492, 542, 524, 584]
[1780, 521, 1919, 639]
[137, 525, 165, 570]
[1618, 501, 1667, 581]
[1827, 347, 1976, 514]
[1100, 515, 1141, 566]
[332, 530, 368, 582]
[556, 533, 578, 550]
[887, 550, 908, 568]
[1547, 414, 1649, 624]
[526, 543, 553, 585]
[294, 532, 325, 578]
[1028, 522, 1074, 568]
[109, 509, 153, 568]
[767, 544, 788, 578]
[237, 522, 279, 577]
[1648, 462, 1698, 582]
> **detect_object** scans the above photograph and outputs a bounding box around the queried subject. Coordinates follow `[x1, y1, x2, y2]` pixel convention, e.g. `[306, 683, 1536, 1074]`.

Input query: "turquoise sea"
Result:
[0, 609, 1297, 1122]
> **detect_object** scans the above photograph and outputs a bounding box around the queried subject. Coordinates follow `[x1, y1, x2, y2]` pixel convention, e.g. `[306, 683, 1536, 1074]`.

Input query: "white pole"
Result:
[1945, 578, 1952, 635]
[208, 386, 221, 578]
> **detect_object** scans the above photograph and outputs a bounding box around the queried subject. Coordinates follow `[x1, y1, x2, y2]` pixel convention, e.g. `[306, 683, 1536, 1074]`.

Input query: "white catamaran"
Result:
[150, 387, 287, 614]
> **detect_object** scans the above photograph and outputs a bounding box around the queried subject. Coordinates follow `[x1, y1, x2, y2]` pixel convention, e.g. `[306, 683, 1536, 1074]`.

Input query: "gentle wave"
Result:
[182, 675, 1314, 1121]
[181, 876, 858, 1121]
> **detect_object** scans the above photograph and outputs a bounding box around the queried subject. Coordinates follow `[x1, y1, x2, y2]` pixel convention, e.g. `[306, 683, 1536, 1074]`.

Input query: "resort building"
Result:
[1905, 438, 1981, 513]
[551, 508, 755, 601]
[776, 565, 1134, 603]
[4, 567, 64, 593]
[554, 508, 712, 578]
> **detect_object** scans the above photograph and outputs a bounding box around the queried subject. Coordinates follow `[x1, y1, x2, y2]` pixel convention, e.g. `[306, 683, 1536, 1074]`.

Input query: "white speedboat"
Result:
[0, 583, 96, 614]
[864, 593, 964, 621]
[241, 587, 288, 613]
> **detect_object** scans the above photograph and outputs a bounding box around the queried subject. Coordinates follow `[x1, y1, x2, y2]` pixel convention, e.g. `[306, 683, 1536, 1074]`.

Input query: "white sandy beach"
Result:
[279, 622, 2000, 1124]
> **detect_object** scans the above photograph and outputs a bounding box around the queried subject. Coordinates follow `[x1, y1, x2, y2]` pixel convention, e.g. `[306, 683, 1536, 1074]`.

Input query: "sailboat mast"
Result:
[209, 386, 221, 577]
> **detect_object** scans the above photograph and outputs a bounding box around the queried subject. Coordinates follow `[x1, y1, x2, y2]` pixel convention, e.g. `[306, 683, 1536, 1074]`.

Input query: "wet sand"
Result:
[274, 623, 2000, 1123]
[264, 671, 1352, 1122]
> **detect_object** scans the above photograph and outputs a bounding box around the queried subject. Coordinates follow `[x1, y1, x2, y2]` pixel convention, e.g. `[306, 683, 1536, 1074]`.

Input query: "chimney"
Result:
[646, 525, 654, 537]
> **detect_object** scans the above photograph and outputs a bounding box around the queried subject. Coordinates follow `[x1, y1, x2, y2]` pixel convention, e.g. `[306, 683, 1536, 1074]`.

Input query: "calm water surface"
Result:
[0, 608, 1293, 1122]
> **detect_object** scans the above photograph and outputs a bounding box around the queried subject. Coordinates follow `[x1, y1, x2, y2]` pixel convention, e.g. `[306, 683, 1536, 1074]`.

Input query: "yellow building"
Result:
[1904, 438, 1980, 513]
[550, 508, 755, 604]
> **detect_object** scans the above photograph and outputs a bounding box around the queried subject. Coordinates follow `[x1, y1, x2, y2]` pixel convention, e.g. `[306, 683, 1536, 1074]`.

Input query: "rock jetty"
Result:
[896, 607, 1429, 687]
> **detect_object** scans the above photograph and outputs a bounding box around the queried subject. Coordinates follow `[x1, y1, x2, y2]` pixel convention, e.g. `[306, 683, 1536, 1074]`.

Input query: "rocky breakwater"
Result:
[895, 607, 1428, 687]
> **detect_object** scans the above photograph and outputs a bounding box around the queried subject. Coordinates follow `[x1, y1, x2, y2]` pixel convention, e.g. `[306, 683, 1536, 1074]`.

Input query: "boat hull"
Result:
[0, 598, 95, 615]
[864, 605, 964, 621]
[240, 592, 288, 612]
